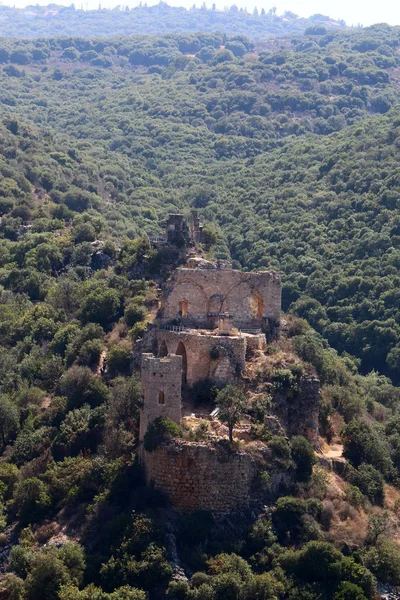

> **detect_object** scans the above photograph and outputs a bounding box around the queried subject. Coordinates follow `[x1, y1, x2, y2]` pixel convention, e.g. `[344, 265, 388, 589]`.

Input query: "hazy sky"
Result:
[8, 0, 400, 27]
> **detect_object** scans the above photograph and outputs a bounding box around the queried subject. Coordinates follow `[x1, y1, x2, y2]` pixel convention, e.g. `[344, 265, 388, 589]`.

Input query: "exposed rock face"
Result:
[91, 251, 113, 270]
[144, 440, 261, 513]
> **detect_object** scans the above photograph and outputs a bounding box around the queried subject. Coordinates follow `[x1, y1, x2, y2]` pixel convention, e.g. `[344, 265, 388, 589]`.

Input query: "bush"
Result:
[341, 419, 394, 478]
[11, 428, 52, 467]
[273, 497, 308, 544]
[78, 339, 103, 367]
[124, 301, 147, 327]
[347, 464, 385, 505]
[130, 321, 147, 342]
[143, 417, 182, 452]
[59, 366, 109, 409]
[13, 478, 51, 525]
[291, 436, 316, 482]
[24, 549, 70, 600]
[80, 289, 120, 327]
[8, 545, 32, 578]
[362, 538, 400, 585]
[107, 344, 132, 376]
[333, 582, 367, 600]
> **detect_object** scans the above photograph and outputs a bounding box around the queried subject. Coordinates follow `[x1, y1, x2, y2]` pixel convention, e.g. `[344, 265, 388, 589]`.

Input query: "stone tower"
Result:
[139, 353, 183, 441]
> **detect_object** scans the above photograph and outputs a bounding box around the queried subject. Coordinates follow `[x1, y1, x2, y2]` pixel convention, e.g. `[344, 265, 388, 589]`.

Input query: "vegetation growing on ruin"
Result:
[0, 14, 398, 600]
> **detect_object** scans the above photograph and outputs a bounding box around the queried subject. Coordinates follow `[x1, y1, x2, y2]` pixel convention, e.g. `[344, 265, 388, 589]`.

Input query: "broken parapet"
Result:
[143, 439, 261, 513]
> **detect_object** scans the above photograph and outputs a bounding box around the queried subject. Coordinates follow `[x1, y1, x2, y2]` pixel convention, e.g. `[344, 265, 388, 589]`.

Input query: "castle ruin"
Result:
[138, 214, 318, 513]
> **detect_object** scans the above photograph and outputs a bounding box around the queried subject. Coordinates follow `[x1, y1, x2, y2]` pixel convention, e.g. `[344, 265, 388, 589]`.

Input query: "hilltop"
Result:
[0, 3, 347, 39]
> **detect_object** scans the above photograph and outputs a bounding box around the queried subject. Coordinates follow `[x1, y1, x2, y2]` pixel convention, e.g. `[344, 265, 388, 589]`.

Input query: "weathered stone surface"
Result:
[274, 376, 321, 446]
[144, 440, 260, 513]
[156, 329, 246, 386]
[159, 263, 281, 331]
[139, 353, 182, 441]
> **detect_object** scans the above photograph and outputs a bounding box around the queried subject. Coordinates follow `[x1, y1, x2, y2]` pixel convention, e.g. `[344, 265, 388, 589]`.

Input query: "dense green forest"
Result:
[0, 17, 399, 600]
[0, 24, 399, 379]
[0, 3, 347, 39]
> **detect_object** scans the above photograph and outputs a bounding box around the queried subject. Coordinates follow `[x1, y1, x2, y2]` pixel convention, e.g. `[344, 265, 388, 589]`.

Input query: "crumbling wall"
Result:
[140, 353, 182, 440]
[156, 330, 247, 385]
[144, 440, 259, 513]
[273, 376, 321, 447]
[159, 266, 281, 329]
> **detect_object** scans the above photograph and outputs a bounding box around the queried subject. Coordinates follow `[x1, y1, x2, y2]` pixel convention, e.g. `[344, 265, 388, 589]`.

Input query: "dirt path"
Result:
[323, 443, 343, 459]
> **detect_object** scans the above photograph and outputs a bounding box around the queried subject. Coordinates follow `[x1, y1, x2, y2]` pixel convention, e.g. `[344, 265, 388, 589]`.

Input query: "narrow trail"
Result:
[323, 443, 343, 459]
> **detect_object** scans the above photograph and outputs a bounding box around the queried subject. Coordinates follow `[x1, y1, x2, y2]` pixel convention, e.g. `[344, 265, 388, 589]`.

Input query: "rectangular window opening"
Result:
[179, 300, 188, 318]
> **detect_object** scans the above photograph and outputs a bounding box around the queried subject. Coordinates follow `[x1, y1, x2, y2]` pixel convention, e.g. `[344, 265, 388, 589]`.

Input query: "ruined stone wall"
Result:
[273, 376, 321, 447]
[159, 266, 281, 327]
[139, 353, 182, 440]
[144, 440, 259, 513]
[157, 330, 247, 385]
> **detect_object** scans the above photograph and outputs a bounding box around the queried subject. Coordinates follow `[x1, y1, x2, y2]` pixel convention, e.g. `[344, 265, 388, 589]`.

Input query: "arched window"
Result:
[158, 391, 165, 405]
[249, 292, 265, 319]
[178, 300, 188, 318]
[176, 341, 188, 385]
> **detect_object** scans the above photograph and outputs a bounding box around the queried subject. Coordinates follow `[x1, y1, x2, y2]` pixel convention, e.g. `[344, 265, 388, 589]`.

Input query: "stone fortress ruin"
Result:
[138, 213, 318, 513]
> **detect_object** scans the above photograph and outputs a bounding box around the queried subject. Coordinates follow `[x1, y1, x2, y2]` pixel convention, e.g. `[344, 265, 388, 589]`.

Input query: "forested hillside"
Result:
[0, 3, 346, 39]
[0, 24, 399, 379]
[0, 19, 399, 600]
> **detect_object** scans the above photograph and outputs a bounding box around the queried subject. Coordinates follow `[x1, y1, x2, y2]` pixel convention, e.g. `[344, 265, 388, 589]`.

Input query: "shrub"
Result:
[273, 497, 308, 544]
[8, 545, 32, 578]
[291, 436, 316, 482]
[107, 343, 132, 376]
[130, 321, 147, 342]
[347, 464, 385, 505]
[333, 582, 367, 600]
[143, 417, 182, 452]
[24, 549, 70, 600]
[341, 419, 394, 478]
[13, 478, 51, 525]
[11, 428, 52, 467]
[80, 289, 120, 327]
[124, 301, 147, 327]
[0, 462, 19, 499]
[78, 339, 103, 367]
[362, 537, 400, 585]
[59, 366, 109, 409]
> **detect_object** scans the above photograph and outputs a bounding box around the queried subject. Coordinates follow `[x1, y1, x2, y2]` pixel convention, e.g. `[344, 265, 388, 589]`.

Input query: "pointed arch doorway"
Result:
[176, 341, 188, 386]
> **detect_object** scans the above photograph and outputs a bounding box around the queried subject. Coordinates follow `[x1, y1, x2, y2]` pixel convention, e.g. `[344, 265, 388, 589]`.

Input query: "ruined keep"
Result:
[149, 211, 204, 248]
[139, 353, 182, 441]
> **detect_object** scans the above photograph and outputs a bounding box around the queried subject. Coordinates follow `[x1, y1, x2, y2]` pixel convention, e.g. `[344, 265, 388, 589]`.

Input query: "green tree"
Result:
[25, 550, 70, 600]
[215, 385, 247, 442]
[291, 435, 316, 482]
[13, 478, 51, 525]
[0, 395, 19, 446]
[80, 289, 120, 327]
